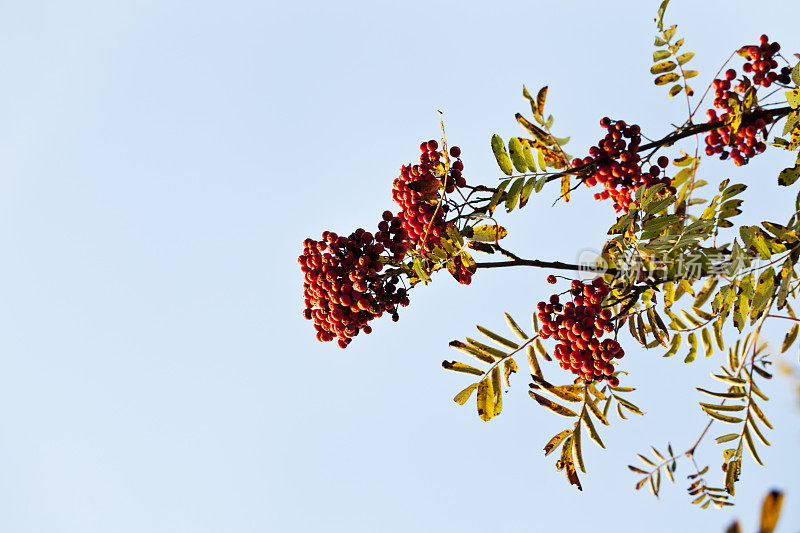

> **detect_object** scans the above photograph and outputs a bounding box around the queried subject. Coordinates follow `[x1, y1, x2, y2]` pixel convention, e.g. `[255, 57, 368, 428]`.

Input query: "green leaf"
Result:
[683, 70, 699, 79]
[505, 177, 525, 212]
[465, 338, 506, 360]
[522, 141, 537, 172]
[684, 332, 697, 363]
[751, 400, 773, 430]
[573, 422, 585, 473]
[702, 408, 743, 424]
[504, 313, 529, 340]
[442, 360, 484, 376]
[733, 293, 750, 333]
[663, 25, 677, 42]
[748, 414, 771, 446]
[654, 0, 670, 31]
[491, 134, 513, 176]
[654, 73, 680, 85]
[476, 325, 519, 350]
[792, 62, 800, 87]
[530, 375, 583, 402]
[750, 267, 775, 323]
[653, 50, 671, 62]
[676, 52, 694, 65]
[526, 345, 542, 379]
[449, 340, 497, 364]
[743, 427, 764, 465]
[519, 177, 537, 208]
[651, 61, 677, 74]
[508, 137, 528, 173]
[487, 179, 510, 214]
[694, 277, 718, 308]
[701, 328, 713, 357]
[453, 383, 479, 405]
[778, 157, 800, 186]
[582, 410, 605, 448]
[713, 319, 725, 350]
[725, 459, 739, 496]
[716, 433, 739, 443]
[614, 395, 644, 415]
[711, 374, 746, 386]
[664, 334, 681, 357]
[669, 84, 683, 97]
[529, 391, 578, 417]
[699, 402, 745, 412]
[697, 388, 746, 399]
[586, 397, 609, 426]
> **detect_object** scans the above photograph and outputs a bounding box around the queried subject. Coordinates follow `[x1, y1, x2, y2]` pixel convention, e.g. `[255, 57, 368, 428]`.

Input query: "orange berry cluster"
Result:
[572, 118, 674, 213]
[299, 221, 410, 348]
[704, 35, 789, 165]
[537, 278, 623, 386]
[393, 140, 466, 254]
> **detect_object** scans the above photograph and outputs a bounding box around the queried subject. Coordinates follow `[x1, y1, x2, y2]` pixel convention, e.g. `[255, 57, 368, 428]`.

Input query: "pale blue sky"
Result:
[0, 1, 798, 531]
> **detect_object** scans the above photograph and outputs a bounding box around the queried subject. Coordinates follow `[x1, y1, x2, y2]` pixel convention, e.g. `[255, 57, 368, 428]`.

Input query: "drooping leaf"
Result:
[476, 376, 495, 421]
[544, 429, 571, 456]
[505, 177, 525, 212]
[488, 179, 510, 214]
[684, 332, 698, 363]
[449, 340, 495, 364]
[519, 177, 537, 207]
[664, 334, 681, 357]
[453, 383, 479, 405]
[490, 366, 503, 415]
[702, 408, 743, 424]
[743, 427, 763, 465]
[442, 360, 484, 376]
[526, 345, 542, 379]
[582, 410, 605, 448]
[504, 313, 528, 340]
[476, 325, 519, 350]
[530, 375, 583, 403]
[502, 358, 517, 390]
[529, 391, 578, 417]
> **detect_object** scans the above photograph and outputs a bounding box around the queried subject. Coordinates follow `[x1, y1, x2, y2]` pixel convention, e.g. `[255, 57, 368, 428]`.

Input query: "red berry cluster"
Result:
[393, 140, 466, 254]
[572, 118, 674, 213]
[704, 35, 789, 165]
[299, 218, 410, 348]
[536, 278, 623, 386]
[741, 35, 791, 88]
